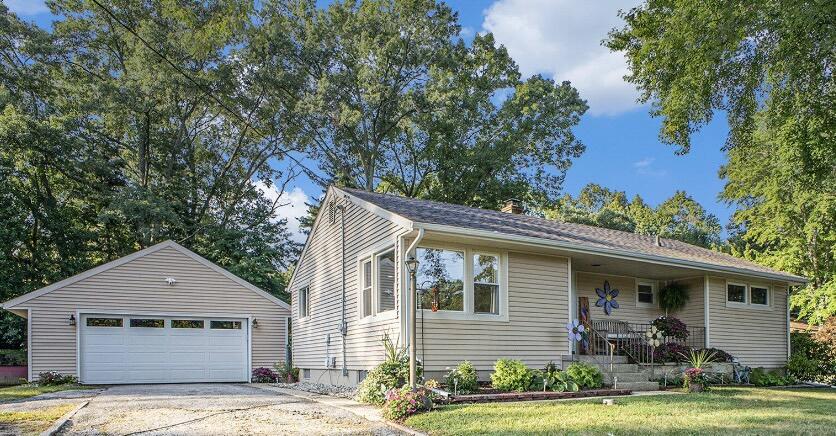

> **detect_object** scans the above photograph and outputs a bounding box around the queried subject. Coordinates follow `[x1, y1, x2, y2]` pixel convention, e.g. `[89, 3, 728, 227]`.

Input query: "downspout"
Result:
[786, 284, 791, 360]
[340, 197, 348, 377]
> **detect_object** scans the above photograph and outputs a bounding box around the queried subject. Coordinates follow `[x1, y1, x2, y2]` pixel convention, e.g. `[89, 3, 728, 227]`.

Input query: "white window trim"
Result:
[635, 279, 658, 308]
[298, 286, 310, 320]
[356, 243, 399, 324]
[411, 242, 509, 322]
[725, 280, 773, 310]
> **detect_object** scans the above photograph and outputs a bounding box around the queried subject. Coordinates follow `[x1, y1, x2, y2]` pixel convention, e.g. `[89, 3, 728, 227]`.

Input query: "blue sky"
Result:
[8, 0, 734, 240]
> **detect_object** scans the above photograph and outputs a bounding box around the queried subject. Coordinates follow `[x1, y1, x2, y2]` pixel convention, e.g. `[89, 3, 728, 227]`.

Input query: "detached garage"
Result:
[1, 240, 290, 384]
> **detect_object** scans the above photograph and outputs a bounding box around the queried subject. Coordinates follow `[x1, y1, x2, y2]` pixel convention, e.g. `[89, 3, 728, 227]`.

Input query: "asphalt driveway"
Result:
[58, 383, 400, 435]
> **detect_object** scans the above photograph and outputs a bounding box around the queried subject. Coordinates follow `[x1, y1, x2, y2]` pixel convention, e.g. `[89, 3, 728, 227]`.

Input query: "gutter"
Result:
[416, 223, 807, 285]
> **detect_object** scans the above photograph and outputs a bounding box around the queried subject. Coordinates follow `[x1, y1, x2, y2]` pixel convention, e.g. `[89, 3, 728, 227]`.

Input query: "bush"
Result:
[565, 362, 602, 389]
[274, 361, 299, 383]
[789, 330, 836, 383]
[0, 349, 26, 366]
[542, 362, 579, 392]
[491, 359, 536, 392]
[38, 371, 77, 386]
[357, 333, 422, 405]
[382, 386, 433, 421]
[654, 343, 691, 362]
[444, 361, 478, 394]
[251, 367, 277, 383]
[652, 316, 689, 340]
[750, 367, 794, 387]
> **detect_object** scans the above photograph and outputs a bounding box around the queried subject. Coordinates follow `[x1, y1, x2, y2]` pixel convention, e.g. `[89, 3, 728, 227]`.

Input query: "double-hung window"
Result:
[636, 280, 656, 307]
[360, 259, 373, 318]
[298, 286, 310, 319]
[473, 254, 499, 314]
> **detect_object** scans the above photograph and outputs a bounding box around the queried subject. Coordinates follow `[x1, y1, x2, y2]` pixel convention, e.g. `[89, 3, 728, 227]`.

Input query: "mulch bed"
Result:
[447, 388, 633, 404]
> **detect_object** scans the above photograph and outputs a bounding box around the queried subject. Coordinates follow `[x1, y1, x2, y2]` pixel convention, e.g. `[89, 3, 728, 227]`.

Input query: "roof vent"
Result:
[501, 199, 524, 215]
[655, 235, 662, 247]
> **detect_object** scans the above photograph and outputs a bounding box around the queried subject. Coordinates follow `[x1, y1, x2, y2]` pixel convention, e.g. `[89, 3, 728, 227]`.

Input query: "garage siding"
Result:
[22, 246, 289, 379]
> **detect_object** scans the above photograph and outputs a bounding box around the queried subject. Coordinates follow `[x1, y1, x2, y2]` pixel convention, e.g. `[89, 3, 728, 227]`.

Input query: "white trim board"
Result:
[1, 240, 289, 310]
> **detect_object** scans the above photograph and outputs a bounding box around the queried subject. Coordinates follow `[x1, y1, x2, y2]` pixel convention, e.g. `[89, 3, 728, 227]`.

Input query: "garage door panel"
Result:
[80, 314, 248, 384]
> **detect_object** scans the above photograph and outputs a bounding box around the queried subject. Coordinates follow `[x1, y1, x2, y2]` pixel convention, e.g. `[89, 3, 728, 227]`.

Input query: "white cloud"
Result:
[255, 182, 310, 243]
[5, 0, 49, 15]
[482, 0, 640, 116]
[633, 157, 667, 176]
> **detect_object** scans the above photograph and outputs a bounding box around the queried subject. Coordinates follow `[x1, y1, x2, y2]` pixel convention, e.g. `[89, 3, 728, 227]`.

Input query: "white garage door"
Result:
[79, 314, 249, 384]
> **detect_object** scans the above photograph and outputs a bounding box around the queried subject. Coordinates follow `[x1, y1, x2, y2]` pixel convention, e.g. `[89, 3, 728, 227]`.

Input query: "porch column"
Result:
[703, 274, 710, 348]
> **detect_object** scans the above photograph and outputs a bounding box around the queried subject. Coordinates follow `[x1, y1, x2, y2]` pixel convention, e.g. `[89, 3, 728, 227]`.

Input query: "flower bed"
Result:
[447, 388, 633, 404]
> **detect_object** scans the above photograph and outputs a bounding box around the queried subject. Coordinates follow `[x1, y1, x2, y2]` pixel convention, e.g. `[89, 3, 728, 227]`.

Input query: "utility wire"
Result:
[87, 0, 327, 186]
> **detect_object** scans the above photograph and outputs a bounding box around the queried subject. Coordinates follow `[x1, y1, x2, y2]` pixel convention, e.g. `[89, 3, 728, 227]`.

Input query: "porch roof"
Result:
[338, 187, 805, 284]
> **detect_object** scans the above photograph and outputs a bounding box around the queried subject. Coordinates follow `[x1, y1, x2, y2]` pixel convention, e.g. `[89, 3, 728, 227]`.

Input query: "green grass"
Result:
[0, 404, 75, 435]
[405, 387, 836, 435]
[0, 384, 93, 403]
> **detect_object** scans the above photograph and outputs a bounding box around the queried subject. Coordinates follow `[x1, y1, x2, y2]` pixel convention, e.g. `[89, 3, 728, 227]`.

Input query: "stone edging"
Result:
[250, 384, 426, 436]
[40, 400, 89, 436]
[448, 388, 633, 404]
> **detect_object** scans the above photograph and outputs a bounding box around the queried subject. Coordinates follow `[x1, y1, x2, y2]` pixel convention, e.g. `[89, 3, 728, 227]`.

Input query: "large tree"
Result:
[253, 0, 588, 209]
[546, 184, 722, 249]
[606, 1, 835, 323]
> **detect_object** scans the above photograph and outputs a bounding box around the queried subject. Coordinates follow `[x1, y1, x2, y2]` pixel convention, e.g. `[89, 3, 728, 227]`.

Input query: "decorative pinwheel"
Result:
[646, 325, 664, 347]
[566, 319, 585, 342]
[595, 280, 620, 315]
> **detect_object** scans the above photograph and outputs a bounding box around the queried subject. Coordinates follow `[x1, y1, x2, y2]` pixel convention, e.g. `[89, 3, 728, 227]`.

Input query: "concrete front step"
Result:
[614, 381, 660, 391]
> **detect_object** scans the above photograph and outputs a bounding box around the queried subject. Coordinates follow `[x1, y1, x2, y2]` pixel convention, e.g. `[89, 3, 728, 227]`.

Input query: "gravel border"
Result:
[272, 381, 357, 399]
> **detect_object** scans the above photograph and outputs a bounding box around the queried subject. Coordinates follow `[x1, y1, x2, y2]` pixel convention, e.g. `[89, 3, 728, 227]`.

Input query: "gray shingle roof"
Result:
[340, 187, 804, 282]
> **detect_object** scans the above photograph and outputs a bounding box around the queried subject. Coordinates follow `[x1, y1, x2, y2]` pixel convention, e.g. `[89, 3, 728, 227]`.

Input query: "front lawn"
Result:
[405, 387, 836, 435]
[0, 404, 75, 434]
[0, 384, 93, 403]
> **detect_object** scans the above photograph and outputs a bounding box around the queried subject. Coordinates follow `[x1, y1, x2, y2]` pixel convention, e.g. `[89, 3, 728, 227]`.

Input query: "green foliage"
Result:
[541, 362, 579, 393]
[679, 349, 717, 370]
[546, 184, 722, 249]
[564, 362, 602, 389]
[444, 361, 478, 395]
[788, 328, 836, 384]
[256, 0, 587, 207]
[750, 368, 794, 387]
[356, 333, 421, 405]
[37, 371, 77, 386]
[658, 283, 690, 314]
[273, 361, 299, 383]
[606, 1, 836, 324]
[0, 349, 25, 367]
[490, 359, 536, 392]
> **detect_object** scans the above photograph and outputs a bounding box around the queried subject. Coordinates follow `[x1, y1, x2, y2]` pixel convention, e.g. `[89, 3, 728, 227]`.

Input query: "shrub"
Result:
[0, 349, 26, 366]
[444, 361, 478, 394]
[565, 362, 602, 389]
[542, 362, 579, 392]
[382, 386, 433, 421]
[652, 316, 689, 340]
[750, 367, 794, 387]
[356, 333, 422, 405]
[679, 348, 716, 369]
[38, 371, 77, 386]
[790, 326, 836, 384]
[654, 343, 691, 362]
[491, 359, 536, 392]
[252, 367, 277, 383]
[274, 361, 299, 383]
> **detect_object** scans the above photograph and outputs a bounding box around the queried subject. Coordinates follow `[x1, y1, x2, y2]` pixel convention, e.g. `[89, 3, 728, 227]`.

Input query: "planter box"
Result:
[448, 388, 633, 404]
[0, 366, 27, 385]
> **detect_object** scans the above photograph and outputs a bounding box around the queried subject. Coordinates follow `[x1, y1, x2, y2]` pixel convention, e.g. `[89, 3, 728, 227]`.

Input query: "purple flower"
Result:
[566, 319, 585, 342]
[595, 281, 620, 315]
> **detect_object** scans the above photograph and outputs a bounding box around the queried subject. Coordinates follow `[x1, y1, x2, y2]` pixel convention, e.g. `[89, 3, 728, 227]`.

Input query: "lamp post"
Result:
[404, 256, 419, 388]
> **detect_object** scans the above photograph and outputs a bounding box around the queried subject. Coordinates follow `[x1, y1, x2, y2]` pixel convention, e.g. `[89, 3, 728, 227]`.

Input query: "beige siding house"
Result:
[289, 187, 804, 386]
[2, 241, 290, 384]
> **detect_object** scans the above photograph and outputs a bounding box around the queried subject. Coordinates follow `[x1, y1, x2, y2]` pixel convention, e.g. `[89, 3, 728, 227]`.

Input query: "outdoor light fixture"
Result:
[69, 314, 76, 326]
[405, 256, 418, 274]
[165, 277, 177, 286]
[252, 318, 259, 329]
